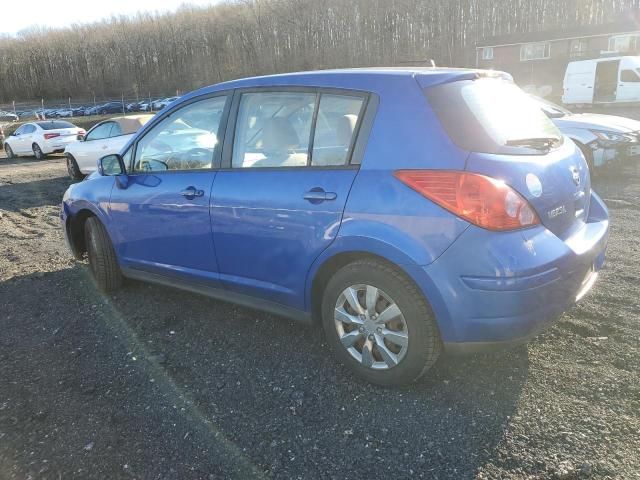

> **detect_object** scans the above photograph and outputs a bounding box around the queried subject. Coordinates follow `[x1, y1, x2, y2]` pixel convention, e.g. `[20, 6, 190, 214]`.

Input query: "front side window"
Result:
[232, 92, 316, 168]
[311, 95, 364, 166]
[23, 125, 36, 134]
[86, 122, 113, 141]
[133, 96, 226, 173]
[620, 69, 640, 82]
[520, 42, 551, 61]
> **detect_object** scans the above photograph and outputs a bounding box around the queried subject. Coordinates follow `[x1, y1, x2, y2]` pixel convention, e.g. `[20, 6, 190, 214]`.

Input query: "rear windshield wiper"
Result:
[505, 137, 561, 149]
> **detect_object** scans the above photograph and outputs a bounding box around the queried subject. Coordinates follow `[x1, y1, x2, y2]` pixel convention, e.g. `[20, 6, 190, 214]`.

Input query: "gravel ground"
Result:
[0, 153, 638, 480]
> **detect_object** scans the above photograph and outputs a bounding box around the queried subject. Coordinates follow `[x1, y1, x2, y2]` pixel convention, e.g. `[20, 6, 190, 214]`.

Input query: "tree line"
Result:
[0, 0, 638, 102]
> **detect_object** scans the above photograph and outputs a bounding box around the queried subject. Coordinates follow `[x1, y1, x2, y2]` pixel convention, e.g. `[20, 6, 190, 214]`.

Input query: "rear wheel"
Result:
[85, 217, 123, 292]
[32, 143, 46, 160]
[66, 154, 85, 181]
[321, 259, 442, 386]
[4, 144, 15, 158]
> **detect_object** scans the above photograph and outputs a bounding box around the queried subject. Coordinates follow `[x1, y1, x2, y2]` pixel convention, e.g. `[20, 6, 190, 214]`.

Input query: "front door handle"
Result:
[180, 186, 205, 199]
[303, 188, 337, 203]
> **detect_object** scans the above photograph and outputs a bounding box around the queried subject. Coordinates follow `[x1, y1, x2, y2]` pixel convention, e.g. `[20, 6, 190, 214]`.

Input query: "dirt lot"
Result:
[0, 153, 639, 480]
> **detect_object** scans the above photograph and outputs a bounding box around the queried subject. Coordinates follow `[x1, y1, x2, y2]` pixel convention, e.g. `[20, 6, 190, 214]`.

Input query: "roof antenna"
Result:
[430, 59, 436, 68]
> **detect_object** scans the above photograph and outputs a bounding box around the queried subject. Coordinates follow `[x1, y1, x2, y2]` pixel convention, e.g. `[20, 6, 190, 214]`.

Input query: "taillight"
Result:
[394, 170, 540, 231]
[44, 133, 60, 140]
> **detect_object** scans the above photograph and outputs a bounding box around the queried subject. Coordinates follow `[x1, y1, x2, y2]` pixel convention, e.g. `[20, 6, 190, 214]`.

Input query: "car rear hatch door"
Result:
[466, 141, 591, 238]
[425, 75, 591, 238]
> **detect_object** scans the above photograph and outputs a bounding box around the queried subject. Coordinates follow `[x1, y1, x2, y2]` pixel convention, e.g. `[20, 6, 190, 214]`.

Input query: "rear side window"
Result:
[426, 78, 563, 155]
[232, 92, 316, 168]
[232, 91, 366, 168]
[37, 121, 75, 130]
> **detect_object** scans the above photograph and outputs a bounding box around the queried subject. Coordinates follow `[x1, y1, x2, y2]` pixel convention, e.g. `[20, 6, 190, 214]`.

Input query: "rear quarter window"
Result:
[425, 78, 563, 155]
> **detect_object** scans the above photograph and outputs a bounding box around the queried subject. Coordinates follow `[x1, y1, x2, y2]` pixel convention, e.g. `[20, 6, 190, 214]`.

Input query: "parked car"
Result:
[98, 102, 125, 115]
[563, 55, 640, 106]
[0, 111, 19, 122]
[152, 96, 180, 110]
[4, 120, 85, 159]
[65, 115, 153, 179]
[61, 69, 609, 385]
[531, 95, 640, 170]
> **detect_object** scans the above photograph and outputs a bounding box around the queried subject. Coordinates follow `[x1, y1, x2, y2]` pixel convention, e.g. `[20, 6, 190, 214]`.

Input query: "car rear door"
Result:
[210, 89, 369, 309]
[109, 94, 230, 284]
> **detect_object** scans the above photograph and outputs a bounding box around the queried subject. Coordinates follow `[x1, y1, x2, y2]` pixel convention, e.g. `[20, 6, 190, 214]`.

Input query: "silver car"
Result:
[532, 96, 640, 171]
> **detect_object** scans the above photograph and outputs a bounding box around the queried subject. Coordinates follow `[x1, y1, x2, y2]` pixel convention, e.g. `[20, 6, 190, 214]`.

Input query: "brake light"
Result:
[44, 133, 60, 140]
[394, 170, 540, 231]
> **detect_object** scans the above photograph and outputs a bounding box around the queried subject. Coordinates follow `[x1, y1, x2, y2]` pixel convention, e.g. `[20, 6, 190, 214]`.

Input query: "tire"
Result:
[66, 154, 85, 181]
[321, 259, 442, 386]
[32, 143, 46, 160]
[4, 144, 15, 158]
[85, 217, 123, 293]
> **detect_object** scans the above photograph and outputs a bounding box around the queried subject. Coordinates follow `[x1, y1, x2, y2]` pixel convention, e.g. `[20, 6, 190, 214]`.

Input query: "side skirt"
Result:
[121, 267, 313, 325]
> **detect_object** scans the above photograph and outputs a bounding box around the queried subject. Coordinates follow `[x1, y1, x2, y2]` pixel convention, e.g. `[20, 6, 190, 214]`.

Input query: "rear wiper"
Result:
[505, 137, 560, 149]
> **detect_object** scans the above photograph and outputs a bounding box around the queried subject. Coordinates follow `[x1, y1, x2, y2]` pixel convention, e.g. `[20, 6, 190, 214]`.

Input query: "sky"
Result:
[1, 0, 222, 35]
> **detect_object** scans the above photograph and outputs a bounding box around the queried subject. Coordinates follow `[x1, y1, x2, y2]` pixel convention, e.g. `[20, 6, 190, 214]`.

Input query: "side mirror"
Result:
[77, 134, 85, 141]
[12, 132, 19, 136]
[98, 153, 126, 175]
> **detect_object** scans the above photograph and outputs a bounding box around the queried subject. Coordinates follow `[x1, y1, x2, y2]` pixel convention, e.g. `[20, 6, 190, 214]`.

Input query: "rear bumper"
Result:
[417, 192, 609, 351]
[42, 137, 77, 154]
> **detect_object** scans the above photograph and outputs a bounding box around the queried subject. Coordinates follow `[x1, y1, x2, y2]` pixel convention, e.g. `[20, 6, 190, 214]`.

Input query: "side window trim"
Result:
[221, 87, 373, 170]
[127, 92, 232, 174]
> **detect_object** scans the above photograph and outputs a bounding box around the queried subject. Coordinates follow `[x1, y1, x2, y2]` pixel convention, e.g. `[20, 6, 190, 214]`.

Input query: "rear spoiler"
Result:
[416, 70, 513, 89]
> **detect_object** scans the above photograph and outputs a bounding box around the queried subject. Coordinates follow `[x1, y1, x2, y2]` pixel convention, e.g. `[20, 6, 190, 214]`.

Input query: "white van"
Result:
[563, 56, 640, 105]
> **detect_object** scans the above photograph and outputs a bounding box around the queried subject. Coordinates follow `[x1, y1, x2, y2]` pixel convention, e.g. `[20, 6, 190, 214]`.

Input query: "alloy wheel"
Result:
[334, 284, 409, 370]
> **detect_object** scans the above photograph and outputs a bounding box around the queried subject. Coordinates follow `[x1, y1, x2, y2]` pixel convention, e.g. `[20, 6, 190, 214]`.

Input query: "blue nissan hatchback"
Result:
[61, 69, 609, 385]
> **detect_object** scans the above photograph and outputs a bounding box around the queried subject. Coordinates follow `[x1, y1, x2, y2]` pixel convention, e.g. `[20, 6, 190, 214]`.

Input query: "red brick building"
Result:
[476, 19, 640, 98]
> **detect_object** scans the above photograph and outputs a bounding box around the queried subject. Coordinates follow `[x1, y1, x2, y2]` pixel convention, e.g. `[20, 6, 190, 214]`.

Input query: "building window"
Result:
[481, 47, 494, 60]
[608, 34, 640, 53]
[520, 42, 551, 61]
[569, 38, 588, 58]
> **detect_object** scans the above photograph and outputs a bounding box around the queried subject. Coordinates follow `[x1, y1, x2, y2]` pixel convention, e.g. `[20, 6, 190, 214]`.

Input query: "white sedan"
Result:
[64, 115, 153, 179]
[3, 121, 85, 160]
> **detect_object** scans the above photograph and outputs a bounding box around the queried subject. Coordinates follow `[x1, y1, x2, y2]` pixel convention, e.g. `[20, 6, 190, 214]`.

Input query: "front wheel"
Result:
[322, 259, 442, 386]
[66, 154, 85, 181]
[32, 143, 46, 160]
[85, 217, 123, 292]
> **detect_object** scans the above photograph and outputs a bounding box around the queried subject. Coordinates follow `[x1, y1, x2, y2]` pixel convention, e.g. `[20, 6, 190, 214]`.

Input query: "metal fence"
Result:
[0, 91, 183, 122]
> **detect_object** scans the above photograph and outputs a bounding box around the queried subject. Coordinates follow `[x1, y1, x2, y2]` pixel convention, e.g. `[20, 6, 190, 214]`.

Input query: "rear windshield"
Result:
[37, 121, 75, 130]
[426, 78, 563, 155]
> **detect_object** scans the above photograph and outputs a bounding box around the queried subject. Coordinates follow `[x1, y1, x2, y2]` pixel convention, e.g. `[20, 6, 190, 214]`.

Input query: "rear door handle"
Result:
[180, 186, 205, 199]
[303, 188, 337, 203]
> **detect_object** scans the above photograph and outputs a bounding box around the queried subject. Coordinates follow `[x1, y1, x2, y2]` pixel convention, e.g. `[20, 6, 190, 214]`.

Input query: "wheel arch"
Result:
[307, 243, 430, 326]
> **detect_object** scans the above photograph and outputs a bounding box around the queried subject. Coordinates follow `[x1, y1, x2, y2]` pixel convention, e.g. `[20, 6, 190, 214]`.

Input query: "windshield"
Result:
[426, 78, 563, 155]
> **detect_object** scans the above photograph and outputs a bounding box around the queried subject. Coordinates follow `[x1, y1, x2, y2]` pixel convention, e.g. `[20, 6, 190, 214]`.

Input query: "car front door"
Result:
[617, 67, 640, 102]
[10, 125, 27, 153]
[16, 124, 36, 153]
[211, 89, 369, 309]
[109, 95, 229, 284]
[75, 122, 114, 172]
